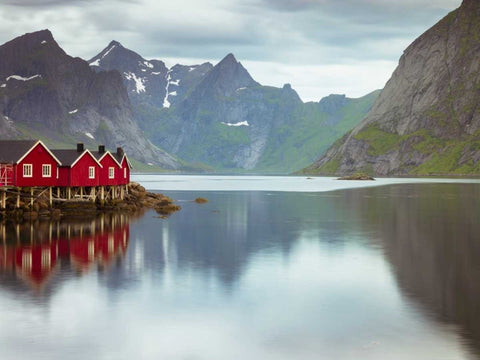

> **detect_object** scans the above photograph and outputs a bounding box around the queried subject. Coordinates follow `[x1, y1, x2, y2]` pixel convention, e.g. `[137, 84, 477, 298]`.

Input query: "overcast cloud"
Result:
[0, 0, 461, 101]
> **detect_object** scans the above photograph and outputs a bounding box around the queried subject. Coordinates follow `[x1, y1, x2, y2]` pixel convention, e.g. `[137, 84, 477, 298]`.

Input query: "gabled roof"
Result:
[114, 153, 133, 169]
[91, 151, 122, 168]
[52, 149, 102, 168]
[0, 140, 62, 165]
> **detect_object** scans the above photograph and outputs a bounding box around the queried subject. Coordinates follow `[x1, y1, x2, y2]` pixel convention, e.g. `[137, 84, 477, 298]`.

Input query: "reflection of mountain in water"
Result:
[337, 184, 480, 357]
[131, 191, 369, 287]
[0, 214, 130, 294]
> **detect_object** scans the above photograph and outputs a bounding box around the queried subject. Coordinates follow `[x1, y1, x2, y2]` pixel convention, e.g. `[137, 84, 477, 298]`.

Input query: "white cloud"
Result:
[0, 0, 463, 100]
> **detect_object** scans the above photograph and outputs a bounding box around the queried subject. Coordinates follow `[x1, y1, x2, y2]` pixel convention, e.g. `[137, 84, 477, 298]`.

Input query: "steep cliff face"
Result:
[0, 30, 180, 169]
[306, 0, 480, 176]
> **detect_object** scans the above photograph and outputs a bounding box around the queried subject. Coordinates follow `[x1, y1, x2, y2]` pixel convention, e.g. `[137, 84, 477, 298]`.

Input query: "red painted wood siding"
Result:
[69, 154, 100, 187]
[99, 154, 121, 186]
[14, 143, 59, 187]
[120, 158, 130, 185]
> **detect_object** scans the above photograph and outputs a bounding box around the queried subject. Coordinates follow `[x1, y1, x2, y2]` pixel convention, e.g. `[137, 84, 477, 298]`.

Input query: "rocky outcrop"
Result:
[0, 30, 180, 169]
[306, 0, 480, 176]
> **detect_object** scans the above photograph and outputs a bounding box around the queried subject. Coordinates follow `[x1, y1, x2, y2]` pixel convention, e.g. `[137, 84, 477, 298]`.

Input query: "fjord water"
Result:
[1, 177, 480, 359]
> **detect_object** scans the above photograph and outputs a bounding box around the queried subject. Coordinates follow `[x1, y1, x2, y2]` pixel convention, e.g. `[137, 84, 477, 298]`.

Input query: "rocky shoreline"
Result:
[0, 182, 180, 221]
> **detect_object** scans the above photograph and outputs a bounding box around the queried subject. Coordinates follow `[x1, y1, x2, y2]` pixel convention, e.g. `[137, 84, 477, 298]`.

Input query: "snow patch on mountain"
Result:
[170, 79, 180, 86]
[41, 40, 47, 44]
[69, 109, 78, 114]
[85, 132, 95, 139]
[221, 121, 249, 127]
[163, 70, 172, 108]
[124, 72, 146, 93]
[6, 74, 42, 81]
[143, 61, 154, 69]
[89, 59, 101, 67]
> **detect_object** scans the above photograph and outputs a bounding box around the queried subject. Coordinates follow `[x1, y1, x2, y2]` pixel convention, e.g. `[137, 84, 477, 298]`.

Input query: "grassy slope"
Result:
[256, 90, 380, 173]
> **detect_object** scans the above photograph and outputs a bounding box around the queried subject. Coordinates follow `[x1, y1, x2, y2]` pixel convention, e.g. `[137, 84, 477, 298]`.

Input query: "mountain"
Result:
[0, 30, 180, 169]
[89, 41, 213, 109]
[304, 0, 480, 176]
[91, 44, 378, 172]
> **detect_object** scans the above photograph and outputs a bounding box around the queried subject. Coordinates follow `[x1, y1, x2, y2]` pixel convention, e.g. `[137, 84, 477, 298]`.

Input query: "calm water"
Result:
[1, 176, 480, 359]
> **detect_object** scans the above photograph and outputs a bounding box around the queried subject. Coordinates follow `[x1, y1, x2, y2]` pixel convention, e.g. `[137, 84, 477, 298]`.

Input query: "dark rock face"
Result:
[307, 0, 480, 176]
[0, 30, 180, 169]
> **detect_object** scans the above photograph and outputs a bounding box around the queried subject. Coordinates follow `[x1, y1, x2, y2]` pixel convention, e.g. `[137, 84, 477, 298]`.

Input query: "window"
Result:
[89, 166, 95, 179]
[42, 164, 51, 177]
[109, 167, 115, 179]
[23, 164, 32, 177]
[124, 168, 127, 178]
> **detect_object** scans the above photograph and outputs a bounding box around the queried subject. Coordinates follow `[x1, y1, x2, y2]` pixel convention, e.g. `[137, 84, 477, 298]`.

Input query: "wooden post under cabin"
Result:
[49, 187, 52, 207]
[16, 190, 20, 208]
[101, 186, 104, 201]
[91, 187, 96, 202]
[57, 187, 60, 198]
[1, 190, 6, 209]
[80, 187, 83, 199]
[30, 187, 33, 208]
[68, 187, 71, 200]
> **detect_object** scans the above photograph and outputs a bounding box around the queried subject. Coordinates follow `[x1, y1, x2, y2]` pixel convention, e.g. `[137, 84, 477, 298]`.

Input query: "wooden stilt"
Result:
[30, 187, 33, 208]
[16, 190, 20, 208]
[80, 187, 84, 199]
[1, 189, 5, 209]
[49, 187, 52, 207]
[120, 186, 124, 200]
[91, 187, 96, 202]
[68, 187, 71, 200]
[57, 187, 60, 198]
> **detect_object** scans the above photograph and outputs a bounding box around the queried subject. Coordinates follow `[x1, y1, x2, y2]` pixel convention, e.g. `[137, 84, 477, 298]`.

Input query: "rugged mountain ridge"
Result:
[90, 41, 213, 109]
[0, 30, 180, 169]
[91, 44, 378, 172]
[305, 0, 480, 176]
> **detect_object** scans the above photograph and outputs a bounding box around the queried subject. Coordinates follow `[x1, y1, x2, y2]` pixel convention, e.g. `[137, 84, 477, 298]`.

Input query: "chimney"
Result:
[77, 143, 84, 152]
[117, 147, 124, 157]
[98, 145, 105, 153]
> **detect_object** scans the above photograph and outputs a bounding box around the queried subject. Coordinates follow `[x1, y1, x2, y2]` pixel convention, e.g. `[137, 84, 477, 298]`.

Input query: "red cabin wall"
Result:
[56, 167, 70, 187]
[14, 144, 59, 187]
[99, 155, 121, 186]
[70, 154, 100, 187]
[120, 158, 130, 185]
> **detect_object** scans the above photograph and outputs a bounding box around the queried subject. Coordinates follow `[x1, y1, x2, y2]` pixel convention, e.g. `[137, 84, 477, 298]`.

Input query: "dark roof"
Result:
[0, 140, 38, 163]
[51, 149, 84, 167]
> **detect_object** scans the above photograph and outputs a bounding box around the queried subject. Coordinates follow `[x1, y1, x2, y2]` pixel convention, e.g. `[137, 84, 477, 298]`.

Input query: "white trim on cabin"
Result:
[71, 150, 103, 168]
[98, 151, 122, 168]
[23, 164, 32, 177]
[42, 164, 51, 177]
[16, 140, 62, 165]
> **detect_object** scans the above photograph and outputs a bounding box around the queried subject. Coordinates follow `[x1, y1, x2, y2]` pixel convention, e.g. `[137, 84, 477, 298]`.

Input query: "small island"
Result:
[336, 173, 375, 181]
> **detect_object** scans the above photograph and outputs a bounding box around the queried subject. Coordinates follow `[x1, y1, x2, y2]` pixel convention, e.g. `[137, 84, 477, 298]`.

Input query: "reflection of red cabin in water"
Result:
[14, 242, 59, 288]
[69, 226, 129, 272]
[0, 223, 129, 289]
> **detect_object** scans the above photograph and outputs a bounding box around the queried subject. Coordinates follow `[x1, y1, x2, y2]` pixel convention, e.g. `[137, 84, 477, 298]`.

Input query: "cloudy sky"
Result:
[0, 0, 462, 101]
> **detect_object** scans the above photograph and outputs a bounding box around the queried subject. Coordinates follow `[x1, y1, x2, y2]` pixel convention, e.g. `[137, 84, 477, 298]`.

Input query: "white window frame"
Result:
[42, 164, 51, 177]
[23, 164, 32, 178]
[109, 167, 115, 179]
[89, 166, 95, 179]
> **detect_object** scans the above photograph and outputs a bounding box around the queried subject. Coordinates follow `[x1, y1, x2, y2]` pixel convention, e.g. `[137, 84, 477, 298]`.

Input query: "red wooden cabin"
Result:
[52, 144, 102, 187]
[91, 145, 122, 186]
[0, 140, 61, 187]
[113, 147, 132, 185]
